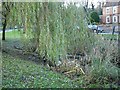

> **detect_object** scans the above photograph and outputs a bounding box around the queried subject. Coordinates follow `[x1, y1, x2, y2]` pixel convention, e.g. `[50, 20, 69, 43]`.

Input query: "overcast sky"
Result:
[88, 0, 106, 8]
[64, 0, 106, 8]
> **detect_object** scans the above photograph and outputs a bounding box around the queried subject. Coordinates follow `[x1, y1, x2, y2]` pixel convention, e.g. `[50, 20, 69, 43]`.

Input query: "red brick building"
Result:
[102, 1, 120, 24]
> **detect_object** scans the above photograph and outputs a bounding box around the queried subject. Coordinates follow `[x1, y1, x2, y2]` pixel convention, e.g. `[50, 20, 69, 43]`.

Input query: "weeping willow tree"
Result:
[38, 2, 68, 64]
[9, 2, 95, 65]
[63, 3, 95, 55]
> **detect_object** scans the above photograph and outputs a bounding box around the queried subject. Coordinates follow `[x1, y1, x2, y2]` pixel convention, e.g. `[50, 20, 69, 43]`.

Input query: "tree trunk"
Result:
[2, 18, 7, 40]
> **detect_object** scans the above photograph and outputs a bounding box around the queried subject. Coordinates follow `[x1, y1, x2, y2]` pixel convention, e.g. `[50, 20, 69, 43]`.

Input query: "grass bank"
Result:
[1, 30, 120, 88]
[2, 53, 79, 88]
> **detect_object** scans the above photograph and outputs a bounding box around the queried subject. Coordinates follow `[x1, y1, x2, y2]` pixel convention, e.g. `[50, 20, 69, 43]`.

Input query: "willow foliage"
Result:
[10, 2, 95, 64]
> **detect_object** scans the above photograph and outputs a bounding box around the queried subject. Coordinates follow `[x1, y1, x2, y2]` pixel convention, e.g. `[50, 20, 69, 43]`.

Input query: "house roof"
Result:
[103, 1, 120, 7]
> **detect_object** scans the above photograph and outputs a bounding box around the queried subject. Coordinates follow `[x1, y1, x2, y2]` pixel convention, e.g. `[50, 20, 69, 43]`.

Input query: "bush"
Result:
[84, 35, 120, 87]
[90, 11, 100, 23]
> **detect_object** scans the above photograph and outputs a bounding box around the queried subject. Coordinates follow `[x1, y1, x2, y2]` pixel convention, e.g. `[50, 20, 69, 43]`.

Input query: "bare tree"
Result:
[91, 2, 94, 10]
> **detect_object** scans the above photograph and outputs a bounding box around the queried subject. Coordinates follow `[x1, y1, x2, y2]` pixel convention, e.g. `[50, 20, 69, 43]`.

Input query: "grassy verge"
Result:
[2, 53, 79, 88]
[101, 34, 118, 40]
[0, 30, 21, 40]
[2, 31, 79, 88]
[0, 30, 20, 46]
[1, 30, 118, 41]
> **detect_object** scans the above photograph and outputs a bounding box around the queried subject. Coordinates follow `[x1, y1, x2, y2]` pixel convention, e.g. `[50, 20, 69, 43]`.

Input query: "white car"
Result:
[88, 25, 98, 30]
[88, 25, 104, 33]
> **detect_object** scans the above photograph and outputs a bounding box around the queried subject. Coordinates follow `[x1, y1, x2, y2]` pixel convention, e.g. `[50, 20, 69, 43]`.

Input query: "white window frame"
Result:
[113, 15, 117, 23]
[113, 6, 118, 14]
[106, 16, 110, 23]
[106, 7, 110, 14]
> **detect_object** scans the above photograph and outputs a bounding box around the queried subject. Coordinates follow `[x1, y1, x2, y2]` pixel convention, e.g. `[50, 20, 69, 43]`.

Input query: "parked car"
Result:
[88, 24, 97, 30]
[88, 24, 104, 33]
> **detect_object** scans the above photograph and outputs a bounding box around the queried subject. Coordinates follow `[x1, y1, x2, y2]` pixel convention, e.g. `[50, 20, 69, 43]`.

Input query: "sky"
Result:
[64, 0, 106, 8]
[88, 0, 99, 8]
[88, 0, 106, 8]
[88, 0, 120, 8]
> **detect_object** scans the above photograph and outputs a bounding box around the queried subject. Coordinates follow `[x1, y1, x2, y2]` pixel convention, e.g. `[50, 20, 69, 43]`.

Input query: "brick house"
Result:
[102, 1, 120, 24]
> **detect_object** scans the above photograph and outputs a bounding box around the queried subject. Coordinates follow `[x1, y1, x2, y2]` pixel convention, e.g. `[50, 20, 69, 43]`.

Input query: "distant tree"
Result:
[90, 11, 100, 23]
[91, 2, 94, 10]
[96, 2, 102, 15]
[83, 0, 91, 24]
[97, 8, 102, 15]
[85, 0, 88, 8]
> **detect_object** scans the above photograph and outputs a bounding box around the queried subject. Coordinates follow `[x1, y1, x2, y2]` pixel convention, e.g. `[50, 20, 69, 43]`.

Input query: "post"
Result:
[112, 25, 115, 35]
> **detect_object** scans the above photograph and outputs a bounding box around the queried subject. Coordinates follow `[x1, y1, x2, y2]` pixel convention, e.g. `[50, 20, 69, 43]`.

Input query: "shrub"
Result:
[84, 35, 120, 87]
[90, 11, 100, 23]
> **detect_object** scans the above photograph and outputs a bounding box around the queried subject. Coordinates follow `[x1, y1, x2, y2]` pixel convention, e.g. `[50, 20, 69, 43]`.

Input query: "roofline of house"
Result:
[103, 2, 120, 7]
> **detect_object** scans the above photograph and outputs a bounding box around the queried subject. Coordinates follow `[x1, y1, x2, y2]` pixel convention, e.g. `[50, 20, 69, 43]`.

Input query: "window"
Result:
[106, 9, 109, 14]
[106, 7, 110, 14]
[106, 16, 110, 23]
[113, 6, 117, 14]
[114, 17, 116, 22]
[107, 18, 110, 22]
[114, 9, 116, 13]
[113, 16, 117, 23]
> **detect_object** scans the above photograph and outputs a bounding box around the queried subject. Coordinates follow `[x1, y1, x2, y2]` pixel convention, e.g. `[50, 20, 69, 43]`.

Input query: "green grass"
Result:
[2, 53, 79, 88]
[2, 31, 79, 88]
[0, 30, 21, 44]
[1, 30, 119, 88]
[101, 34, 118, 40]
[3, 30, 21, 39]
